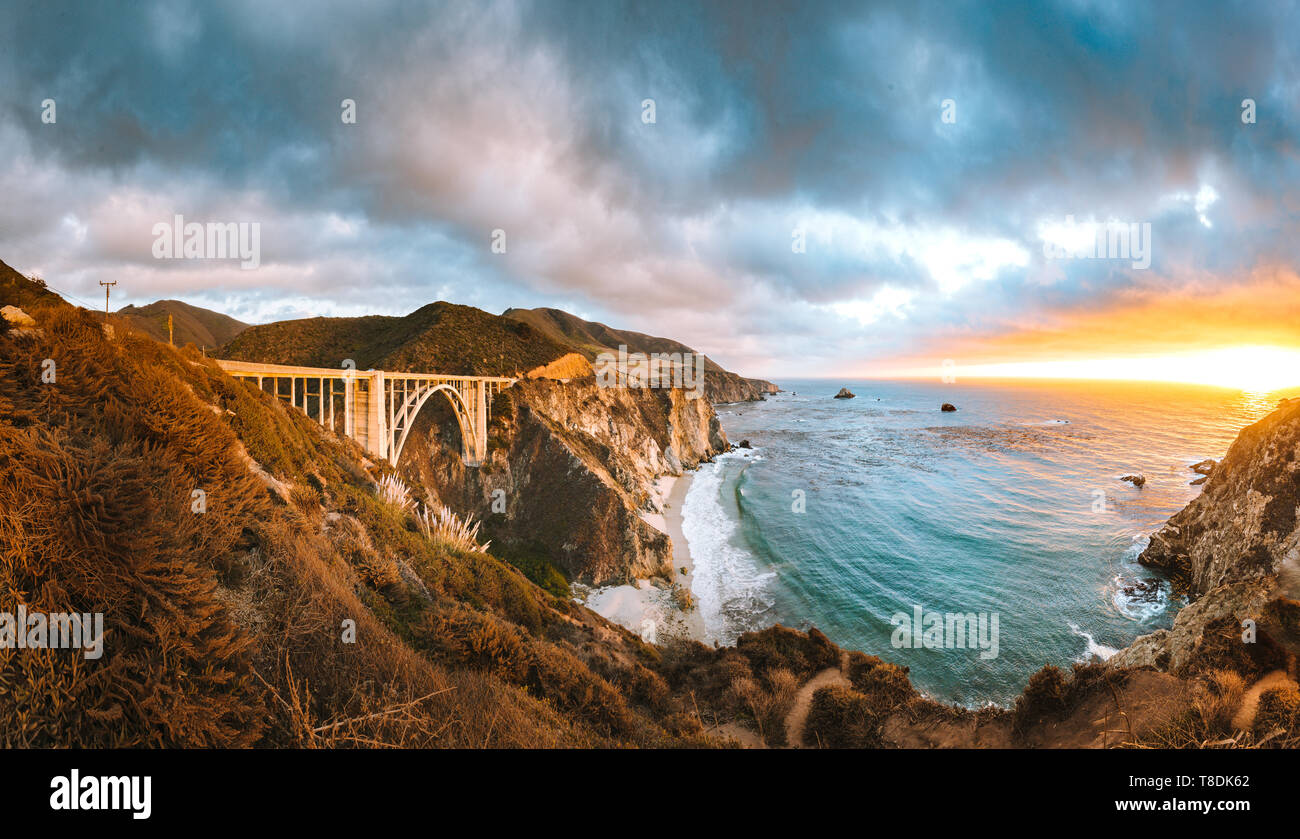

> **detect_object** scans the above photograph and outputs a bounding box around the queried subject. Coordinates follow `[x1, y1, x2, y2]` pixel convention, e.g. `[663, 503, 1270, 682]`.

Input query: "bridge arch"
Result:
[390, 382, 479, 466]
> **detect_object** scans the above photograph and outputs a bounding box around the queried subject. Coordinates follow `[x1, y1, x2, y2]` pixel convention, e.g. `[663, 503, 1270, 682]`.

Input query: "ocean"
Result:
[682, 377, 1300, 706]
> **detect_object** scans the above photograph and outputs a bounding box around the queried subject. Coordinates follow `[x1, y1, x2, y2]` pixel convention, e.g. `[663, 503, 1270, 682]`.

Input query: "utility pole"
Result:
[99, 280, 116, 322]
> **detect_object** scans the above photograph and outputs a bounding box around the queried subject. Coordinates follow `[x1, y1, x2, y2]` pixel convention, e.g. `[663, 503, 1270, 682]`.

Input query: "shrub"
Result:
[1014, 665, 1068, 732]
[735, 624, 840, 681]
[1254, 685, 1300, 739]
[846, 651, 914, 713]
[489, 542, 570, 600]
[1198, 669, 1247, 733]
[803, 686, 879, 748]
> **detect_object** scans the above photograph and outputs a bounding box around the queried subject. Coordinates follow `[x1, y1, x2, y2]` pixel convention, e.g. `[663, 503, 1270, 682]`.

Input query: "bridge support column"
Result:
[367, 371, 387, 460]
[344, 373, 353, 439]
[472, 380, 487, 466]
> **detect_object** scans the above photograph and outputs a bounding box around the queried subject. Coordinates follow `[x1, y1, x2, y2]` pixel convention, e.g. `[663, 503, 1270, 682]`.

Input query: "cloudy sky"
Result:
[3, 0, 1300, 380]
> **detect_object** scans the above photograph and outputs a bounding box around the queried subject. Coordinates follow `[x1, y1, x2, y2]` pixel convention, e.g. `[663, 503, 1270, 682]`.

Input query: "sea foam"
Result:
[1069, 622, 1119, 661]
[682, 451, 775, 645]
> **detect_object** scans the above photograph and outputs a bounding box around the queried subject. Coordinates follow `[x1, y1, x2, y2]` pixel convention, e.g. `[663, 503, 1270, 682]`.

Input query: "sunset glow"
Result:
[905, 346, 1300, 393]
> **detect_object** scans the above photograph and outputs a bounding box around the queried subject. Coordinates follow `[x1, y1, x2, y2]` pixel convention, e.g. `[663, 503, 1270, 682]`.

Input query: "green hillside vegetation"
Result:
[221, 301, 573, 376]
[115, 299, 248, 349]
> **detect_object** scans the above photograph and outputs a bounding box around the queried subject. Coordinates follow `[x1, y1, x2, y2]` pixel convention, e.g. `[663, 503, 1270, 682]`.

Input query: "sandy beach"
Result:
[581, 471, 708, 643]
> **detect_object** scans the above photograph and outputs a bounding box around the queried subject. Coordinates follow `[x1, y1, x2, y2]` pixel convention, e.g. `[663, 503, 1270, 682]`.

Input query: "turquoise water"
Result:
[683, 378, 1299, 706]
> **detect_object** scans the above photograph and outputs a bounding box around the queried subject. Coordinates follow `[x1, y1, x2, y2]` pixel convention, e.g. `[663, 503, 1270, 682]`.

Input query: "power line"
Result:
[36, 281, 101, 311]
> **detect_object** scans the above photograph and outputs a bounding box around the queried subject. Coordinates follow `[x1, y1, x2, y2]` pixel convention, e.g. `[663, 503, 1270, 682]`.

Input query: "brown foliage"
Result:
[0, 308, 267, 746]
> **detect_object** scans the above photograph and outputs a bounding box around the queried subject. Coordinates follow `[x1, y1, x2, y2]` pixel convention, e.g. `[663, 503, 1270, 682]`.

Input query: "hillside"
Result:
[0, 273, 854, 748]
[115, 299, 248, 349]
[221, 302, 573, 377]
[504, 306, 778, 403]
[0, 259, 63, 311]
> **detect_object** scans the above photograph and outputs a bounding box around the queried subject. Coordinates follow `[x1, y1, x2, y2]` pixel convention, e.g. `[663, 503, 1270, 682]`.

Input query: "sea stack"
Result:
[1120, 474, 1146, 487]
[834, 387, 855, 399]
[940, 403, 957, 412]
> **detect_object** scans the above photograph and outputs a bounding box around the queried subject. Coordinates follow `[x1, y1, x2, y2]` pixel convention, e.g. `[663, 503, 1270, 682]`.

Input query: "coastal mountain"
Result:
[221, 302, 575, 377]
[113, 299, 248, 350]
[504, 306, 777, 403]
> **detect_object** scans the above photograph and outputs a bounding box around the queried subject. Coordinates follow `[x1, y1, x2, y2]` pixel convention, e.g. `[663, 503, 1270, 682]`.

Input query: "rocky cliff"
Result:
[398, 375, 729, 584]
[504, 306, 778, 403]
[1139, 397, 1300, 595]
[219, 299, 750, 585]
[1111, 396, 1300, 679]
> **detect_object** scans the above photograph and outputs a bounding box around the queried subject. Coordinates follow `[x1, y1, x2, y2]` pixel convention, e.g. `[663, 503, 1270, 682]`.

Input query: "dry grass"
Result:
[377, 473, 415, 511]
[0, 304, 715, 748]
[415, 502, 489, 554]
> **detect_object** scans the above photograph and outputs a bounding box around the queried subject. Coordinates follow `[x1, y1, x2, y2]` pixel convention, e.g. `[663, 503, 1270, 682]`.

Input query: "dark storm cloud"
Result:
[2, 0, 1299, 374]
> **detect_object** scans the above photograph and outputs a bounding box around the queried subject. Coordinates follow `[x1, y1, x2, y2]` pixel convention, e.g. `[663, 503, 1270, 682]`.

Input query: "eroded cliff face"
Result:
[1112, 397, 1300, 675]
[399, 376, 728, 585]
[706, 370, 779, 404]
[1140, 397, 1300, 594]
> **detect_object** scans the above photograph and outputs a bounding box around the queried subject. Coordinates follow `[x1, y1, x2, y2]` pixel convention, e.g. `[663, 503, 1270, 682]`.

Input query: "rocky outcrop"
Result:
[1109, 580, 1273, 673]
[399, 375, 728, 585]
[707, 370, 778, 404]
[834, 388, 855, 399]
[1, 305, 35, 327]
[1111, 397, 1300, 678]
[940, 403, 957, 412]
[1120, 474, 1146, 487]
[1139, 398, 1300, 595]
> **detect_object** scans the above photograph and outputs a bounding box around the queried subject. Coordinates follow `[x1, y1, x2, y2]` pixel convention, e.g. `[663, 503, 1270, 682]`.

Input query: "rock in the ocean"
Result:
[1120, 474, 1146, 487]
[834, 388, 855, 399]
[737, 439, 752, 449]
[940, 403, 957, 412]
[1189, 459, 1216, 476]
[1190, 476, 1207, 486]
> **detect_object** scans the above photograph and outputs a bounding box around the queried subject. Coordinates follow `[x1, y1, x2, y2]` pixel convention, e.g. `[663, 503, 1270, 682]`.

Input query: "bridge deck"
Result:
[215, 359, 515, 384]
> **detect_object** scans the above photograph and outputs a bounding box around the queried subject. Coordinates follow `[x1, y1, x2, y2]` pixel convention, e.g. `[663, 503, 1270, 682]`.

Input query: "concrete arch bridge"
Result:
[215, 360, 515, 466]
